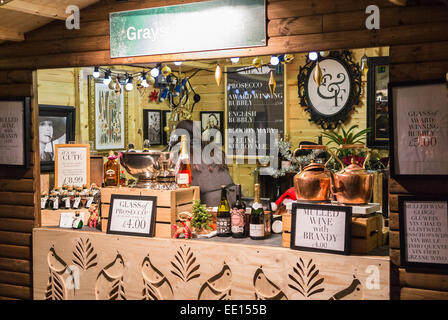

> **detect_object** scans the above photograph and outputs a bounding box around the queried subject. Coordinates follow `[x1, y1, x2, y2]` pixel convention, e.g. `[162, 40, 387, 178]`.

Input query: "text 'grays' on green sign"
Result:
[109, 0, 266, 58]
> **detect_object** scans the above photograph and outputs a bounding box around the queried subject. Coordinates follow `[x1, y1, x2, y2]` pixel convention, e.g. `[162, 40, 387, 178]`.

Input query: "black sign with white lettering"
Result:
[290, 203, 352, 255]
[107, 194, 157, 237]
[226, 65, 284, 158]
[399, 196, 448, 270]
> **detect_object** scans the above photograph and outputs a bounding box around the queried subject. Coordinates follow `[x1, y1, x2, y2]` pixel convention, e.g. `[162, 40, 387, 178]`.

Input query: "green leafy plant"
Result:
[191, 200, 213, 231]
[321, 125, 371, 147]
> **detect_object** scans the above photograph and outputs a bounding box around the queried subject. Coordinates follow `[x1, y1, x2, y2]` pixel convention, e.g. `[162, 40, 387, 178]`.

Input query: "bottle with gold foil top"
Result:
[104, 150, 119, 187]
[142, 139, 150, 152]
[176, 135, 191, 188]
[250, 183, 265, 240]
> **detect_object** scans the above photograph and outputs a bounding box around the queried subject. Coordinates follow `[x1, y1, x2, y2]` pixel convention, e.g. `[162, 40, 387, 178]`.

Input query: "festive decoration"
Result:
[283, 54, 294, 64]
[87, 204, 100, 229]
[147, 75, 155, 86]
[320, 51, 330, 57]
[161, 65, 172, 77]
[268, 70, 276, 95]
[360, 51, 368, 76]
[149, 90, 159, 102]
[313, 60, 323, 86]
[252, 57, 263, 68]
[172, 212, 193, 239]
[215, 64, 222, 86]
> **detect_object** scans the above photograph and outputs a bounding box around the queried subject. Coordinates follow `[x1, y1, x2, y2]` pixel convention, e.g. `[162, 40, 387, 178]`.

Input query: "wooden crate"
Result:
[41, 209, 90, 227]
[282, 212, 385, 254]
[100, 186, 200, 238]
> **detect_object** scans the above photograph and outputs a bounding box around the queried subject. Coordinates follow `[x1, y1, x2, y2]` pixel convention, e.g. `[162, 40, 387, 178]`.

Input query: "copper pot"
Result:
[293, 145, 332, 202]
[330, 144, 373, 205]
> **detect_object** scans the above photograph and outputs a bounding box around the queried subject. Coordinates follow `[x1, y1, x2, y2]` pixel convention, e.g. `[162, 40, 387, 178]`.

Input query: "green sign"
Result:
[110, 0, 266, 58]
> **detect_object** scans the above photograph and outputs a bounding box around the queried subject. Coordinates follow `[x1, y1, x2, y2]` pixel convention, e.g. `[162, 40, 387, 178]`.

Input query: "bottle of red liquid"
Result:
[176, 135, 191, 188]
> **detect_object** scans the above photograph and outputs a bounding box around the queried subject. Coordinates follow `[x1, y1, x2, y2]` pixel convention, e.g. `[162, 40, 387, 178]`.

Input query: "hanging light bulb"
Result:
[103, 70, 111, 86]
[314, 61, 323, 87]
[147, 75, 155, 86]
[93, 66, 100, 78]
[174, 61, 183, 66]
[309, 52, 319, 61]
[150, 67, 160, 78]
[268, 70, 276, 95]
[270, 55, 280, 66]
[108, 76, 116, 90]
[215, 64, 222, 86]
[125, 75, 133, 91]
[141, 72, 149, 88]
[161, 65, 172, 77]
[230, 57, 240, 64]
[320, 51, 330, 57]
[283, 54, 294, 64]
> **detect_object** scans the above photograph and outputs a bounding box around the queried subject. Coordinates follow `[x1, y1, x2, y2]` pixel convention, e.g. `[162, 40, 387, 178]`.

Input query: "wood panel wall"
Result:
[0, 70, 39, 300]
[0, 0, 447, 299]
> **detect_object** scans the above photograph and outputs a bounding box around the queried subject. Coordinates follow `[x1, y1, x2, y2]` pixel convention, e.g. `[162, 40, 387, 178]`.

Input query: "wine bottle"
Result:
[104, 151, 120, 187]
[176, 135, 191, 188]
[250, 183, 265, 240]
[217, 185, 231, 237]
[231, 184, 247, 238]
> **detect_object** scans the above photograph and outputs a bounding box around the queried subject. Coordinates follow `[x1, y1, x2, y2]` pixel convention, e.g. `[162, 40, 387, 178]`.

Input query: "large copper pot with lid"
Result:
[331, 144, 373, 205]
[293, 145, 332, 202]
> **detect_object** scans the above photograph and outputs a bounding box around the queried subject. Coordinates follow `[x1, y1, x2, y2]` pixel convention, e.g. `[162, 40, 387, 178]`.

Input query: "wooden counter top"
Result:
[33, 227, 389, 300]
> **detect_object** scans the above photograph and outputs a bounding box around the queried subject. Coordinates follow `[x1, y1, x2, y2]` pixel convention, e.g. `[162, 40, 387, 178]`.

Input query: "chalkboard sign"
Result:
[55, 144, 90, 187]
[290, 203, 352, 255]
[107, 194, 157, 237]
[226, 65, 284, 158]
[399, 196, 448, 270]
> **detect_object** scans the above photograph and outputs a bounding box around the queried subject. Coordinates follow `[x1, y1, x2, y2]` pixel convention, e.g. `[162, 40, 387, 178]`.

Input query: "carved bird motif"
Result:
[141, 255, 173, 300]
[45, 246, 72, 300]
[253, 267, 287, 300]
[95, 252, 126, 300]
[329, 275, 363, 300]
[198, 263, 232, 300]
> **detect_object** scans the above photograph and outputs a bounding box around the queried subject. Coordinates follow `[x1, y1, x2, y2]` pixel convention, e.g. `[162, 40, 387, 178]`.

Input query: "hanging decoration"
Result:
[360, 50, 369, 75]
[268, 70, 276, 95]
[161, 65, 172, 77]
[283, 54, 294, 64]
[215, 64, 222, 86]
[149, 90, 159, 102]
[313, 61, 323, 87]
[252, 57, 263, 68]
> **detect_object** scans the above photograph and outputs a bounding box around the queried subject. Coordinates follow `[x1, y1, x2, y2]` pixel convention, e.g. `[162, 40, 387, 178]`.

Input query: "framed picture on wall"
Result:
[0, 98, 31, 168]
[389, 79, 448, 178]
[366, 56, 389, 149]
[39, 105, 75, 172]
[200, 111, 224, 145]
[399, 196, 448, 270]
[162, 110, 172, 146]
[88, 76, 128, 153]
[143, 109, 162, 146]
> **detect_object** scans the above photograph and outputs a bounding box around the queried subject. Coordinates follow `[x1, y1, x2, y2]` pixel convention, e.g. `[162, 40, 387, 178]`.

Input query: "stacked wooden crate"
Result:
[40, 209, 90, 227]
[100, 186, 200, 238]
[282, 211, 387, 254]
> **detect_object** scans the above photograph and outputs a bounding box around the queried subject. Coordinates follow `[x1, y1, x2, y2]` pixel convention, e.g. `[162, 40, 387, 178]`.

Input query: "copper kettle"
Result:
[293, 145, 332, 202]
[330, 144, 373, 205]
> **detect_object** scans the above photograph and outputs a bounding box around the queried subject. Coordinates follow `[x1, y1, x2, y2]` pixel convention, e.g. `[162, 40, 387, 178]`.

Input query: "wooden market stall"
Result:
[0, 0, 447, 301]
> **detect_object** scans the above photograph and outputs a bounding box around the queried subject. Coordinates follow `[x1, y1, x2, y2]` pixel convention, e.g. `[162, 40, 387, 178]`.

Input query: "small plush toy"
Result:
[87, 203, 100, 229]
[172, 212, 193, 239]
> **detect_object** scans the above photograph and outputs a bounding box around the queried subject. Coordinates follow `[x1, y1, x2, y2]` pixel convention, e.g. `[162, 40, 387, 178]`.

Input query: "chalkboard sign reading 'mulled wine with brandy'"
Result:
[226, 66, 284, 158]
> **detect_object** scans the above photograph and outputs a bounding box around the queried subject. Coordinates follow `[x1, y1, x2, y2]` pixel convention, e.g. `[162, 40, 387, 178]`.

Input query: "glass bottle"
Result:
[231, 184, 247, 238]
[41, 192, 49, 210]
[176, 135, 191, 188]
[217, 186, 231, 237]
[73, 189, 82, 209]
[50, 190, 60, 210]
[85, 191, 95, 209]
[250, 183, 265, 240]
[127, 143, 136, 152]
[104, 150, 120, 187]
[143, 139, 150, 152]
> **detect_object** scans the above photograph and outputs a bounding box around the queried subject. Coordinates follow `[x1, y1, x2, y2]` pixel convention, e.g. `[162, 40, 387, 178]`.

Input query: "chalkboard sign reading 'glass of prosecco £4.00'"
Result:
[107, 194, 157, 238]
[290, 203, 352, 255]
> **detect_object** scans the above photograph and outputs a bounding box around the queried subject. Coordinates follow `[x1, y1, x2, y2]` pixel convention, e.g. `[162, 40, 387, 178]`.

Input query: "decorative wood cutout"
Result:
[198, 262, 232, 300]
[141, 254, 174, 300]
[297, 50, 362, 129]
[45, 246, 69, 300]
[329, 275, 362, 300]
[288, 258, 325, 298]
[72, 238, 98, 271]
[95, 252, 126, 300]
[170, 245, 200, 283]
[253, 267, 288, 300]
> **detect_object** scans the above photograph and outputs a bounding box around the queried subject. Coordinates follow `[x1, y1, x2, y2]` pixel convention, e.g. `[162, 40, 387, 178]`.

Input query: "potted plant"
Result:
[321, 125, 371, 167]
[190, 200, 215, 235]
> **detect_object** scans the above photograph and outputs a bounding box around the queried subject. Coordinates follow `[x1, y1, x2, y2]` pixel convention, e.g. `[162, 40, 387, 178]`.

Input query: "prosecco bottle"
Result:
[217, 186, 231, 237]
[250, 183, 265, 240]
[176, 135, 191, 188]
[231, 184, 247, 238]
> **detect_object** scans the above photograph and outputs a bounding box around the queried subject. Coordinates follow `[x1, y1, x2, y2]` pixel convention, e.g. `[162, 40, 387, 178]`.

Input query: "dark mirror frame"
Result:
[39, 105, 76, 172]
[366, 56, 389, 149]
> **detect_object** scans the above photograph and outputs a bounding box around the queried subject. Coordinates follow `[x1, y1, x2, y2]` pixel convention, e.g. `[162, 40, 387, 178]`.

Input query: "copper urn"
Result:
[331, 144, 373, 205]
[293, 145, 332, 202]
